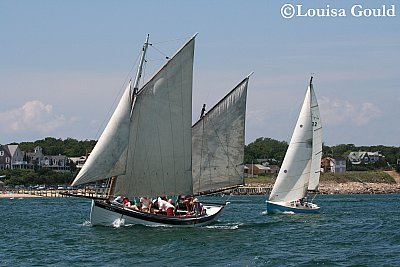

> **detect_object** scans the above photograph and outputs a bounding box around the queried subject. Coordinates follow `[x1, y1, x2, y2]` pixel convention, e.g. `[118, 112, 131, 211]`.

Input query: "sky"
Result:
[1, 0, 399, 147]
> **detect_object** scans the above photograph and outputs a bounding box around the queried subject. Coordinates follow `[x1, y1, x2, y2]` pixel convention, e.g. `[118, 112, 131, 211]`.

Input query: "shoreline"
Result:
[0, 192, 42, 198]
[2, 181, 400, 199]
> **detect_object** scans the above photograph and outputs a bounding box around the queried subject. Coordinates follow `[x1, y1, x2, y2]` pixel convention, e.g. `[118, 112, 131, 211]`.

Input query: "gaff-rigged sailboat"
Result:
[266, 77, 322, 214]
[71, 34, 250, 227]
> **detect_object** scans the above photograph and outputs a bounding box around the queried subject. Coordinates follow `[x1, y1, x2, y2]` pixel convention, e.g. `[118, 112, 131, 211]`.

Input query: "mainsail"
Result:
[73, 36, 195, 198]
[115, 36, 195, 197]
[269, 86, 313, 202]
[192, 77, 249, 195]
[308, 81, 323, 191]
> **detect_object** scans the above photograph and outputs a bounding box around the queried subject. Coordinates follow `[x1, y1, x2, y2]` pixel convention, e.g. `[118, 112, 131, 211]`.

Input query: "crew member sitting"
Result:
[192, 198, 205, 215]
[157, 197, 175, 216]
[140, 197, 153, 213]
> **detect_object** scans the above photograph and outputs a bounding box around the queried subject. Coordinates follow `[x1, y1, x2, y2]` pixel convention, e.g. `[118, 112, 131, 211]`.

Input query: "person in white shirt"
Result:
[157, 197, 175, 216]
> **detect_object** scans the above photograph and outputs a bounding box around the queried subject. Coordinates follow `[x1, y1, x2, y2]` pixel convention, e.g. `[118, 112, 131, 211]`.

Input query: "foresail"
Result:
[269, 87, 313, 202]
[308, 83, 323, 191]
[192, 77, 249, 195]
[115, 37, 195, 197]
[71, 83, 131, 186]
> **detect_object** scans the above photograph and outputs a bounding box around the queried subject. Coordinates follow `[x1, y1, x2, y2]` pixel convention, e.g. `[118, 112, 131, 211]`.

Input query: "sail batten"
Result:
[192, 77, 249, 195]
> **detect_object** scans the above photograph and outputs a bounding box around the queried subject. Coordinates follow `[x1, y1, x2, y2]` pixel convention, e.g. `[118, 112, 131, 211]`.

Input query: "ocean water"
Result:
[1, 194, 400, 266]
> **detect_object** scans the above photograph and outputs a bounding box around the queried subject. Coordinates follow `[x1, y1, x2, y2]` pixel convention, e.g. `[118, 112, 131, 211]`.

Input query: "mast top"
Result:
[133, 34, 150, 92]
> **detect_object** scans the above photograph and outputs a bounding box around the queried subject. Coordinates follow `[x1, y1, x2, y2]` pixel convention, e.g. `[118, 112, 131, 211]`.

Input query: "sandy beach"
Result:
[0, 192, 42, 198]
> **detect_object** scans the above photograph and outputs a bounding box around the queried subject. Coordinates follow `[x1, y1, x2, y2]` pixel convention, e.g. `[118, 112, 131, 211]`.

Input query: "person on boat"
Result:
[192, 198, 205, 215]
[113, 196, 123, 204]
[183, 195, 194, 211]
[200, 104, 206, 118]
[113, 196, 131, 206]
[124, 198, 141, 211]
[157, 196, 175, 216]
[123, 197, 131, 206]
[140, 197, 153, 213]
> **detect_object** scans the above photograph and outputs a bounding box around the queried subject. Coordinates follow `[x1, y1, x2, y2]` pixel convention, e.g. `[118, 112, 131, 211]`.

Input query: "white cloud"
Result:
[319, 97, 382, 127]
[0, 100, 67, 134]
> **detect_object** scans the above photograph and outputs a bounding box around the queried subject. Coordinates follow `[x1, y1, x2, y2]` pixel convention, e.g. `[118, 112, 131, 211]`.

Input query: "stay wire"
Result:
[94, 52, 141, 140]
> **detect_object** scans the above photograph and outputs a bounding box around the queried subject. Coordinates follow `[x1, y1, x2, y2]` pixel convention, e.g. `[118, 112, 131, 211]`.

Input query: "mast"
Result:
[130, 34, 150, 117]
[109, 34, 150, 198]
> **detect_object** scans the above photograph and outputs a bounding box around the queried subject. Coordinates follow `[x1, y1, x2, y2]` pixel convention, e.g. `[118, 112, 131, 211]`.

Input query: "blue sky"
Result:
[1, 0, 399, 147]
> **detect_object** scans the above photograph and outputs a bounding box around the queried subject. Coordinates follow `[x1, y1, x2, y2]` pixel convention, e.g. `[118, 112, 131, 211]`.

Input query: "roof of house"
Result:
[253, 164, 271, 170]
[7, 145, 19, 157]
[0, 144, 11, 157]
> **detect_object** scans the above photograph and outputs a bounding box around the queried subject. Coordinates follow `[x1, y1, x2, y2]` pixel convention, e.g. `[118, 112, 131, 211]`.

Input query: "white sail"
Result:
[192, 77, 249, 194]
[71, 82, 132, 186]
[269, 87, 313, 202]
[114, 37, 195, 197]
[308, 83, 323, 191]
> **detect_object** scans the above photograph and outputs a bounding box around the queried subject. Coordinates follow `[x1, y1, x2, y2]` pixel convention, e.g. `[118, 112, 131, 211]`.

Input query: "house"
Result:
[348, 151, 384, 165]
[245, 164, 280, 176]
[334, 157, 347, 173]
[69, 156, 87, 169]
[25, 146, 44, 164]
[0, 144, 12, 170]
[26, 146, 70, 172]
[321, 157, 346, 173]
[7, 144, 29, 169]
[321, 157, 334, 173]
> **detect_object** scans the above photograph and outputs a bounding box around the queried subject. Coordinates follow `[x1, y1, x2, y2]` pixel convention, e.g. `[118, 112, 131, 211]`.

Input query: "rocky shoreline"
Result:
[239, 181, 400, 195]
[318, 182, 400, 194]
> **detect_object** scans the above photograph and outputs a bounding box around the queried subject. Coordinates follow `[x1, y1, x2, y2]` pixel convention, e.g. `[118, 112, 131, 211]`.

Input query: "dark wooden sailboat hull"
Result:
[90, 200, 227, 227]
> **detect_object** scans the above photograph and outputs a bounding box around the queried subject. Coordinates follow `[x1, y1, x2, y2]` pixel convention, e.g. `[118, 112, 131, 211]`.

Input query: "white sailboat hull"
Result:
[89, 200, 226, 227]
[266, 200, 320, 214]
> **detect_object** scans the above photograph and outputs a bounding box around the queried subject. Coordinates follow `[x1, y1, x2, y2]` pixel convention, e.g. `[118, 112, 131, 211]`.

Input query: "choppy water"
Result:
[1, 194, 400, 266]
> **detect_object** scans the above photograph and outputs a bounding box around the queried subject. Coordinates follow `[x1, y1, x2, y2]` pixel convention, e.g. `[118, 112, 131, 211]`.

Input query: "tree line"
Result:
[244, 137, 400, 170]
[16, 137, 97, 157]
[1, 136, 399, 186]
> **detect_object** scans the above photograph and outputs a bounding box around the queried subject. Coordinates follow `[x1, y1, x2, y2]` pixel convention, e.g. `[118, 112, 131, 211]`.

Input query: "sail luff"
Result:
[269, 86, 313, 202]
[192, 77, 249, 195]
[308, 81, 323, 191]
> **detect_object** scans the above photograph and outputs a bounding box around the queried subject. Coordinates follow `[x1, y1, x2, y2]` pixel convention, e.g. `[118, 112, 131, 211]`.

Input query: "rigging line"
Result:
[141, 60, 147, 89]
[152, 37, 190, 45]
[94, 52, 141, 140]
[149, 44, 171, 60]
